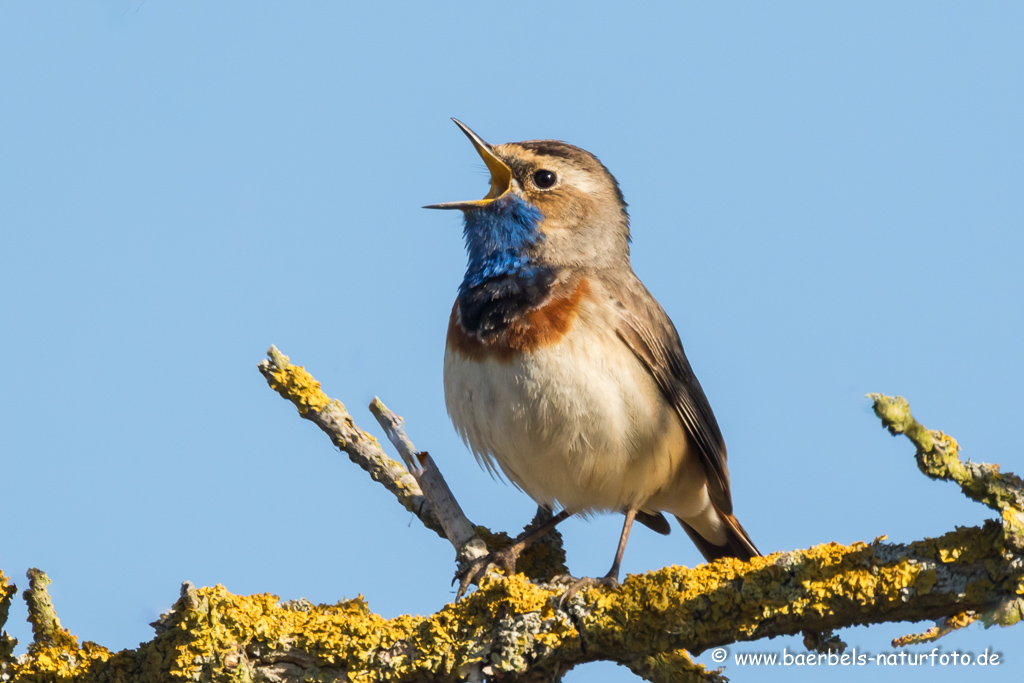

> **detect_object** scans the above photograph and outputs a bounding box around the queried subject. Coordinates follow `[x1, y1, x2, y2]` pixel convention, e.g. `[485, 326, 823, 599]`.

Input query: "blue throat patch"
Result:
[459, 193, 546, 295]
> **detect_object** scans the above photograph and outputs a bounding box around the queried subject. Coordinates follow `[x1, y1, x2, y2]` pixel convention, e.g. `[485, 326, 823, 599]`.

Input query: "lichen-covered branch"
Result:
[2, 570, 112, 683]
[892, 610, 979, 647]
[22, 569, 77, 652]
[870, 393, 1024, 550]
[4, 377, 1022, 682]
[3, 518, 1021, 683]
[259, 346, 553, 582]
[0, 571, 17, 664]
[258, 345, 448, 539]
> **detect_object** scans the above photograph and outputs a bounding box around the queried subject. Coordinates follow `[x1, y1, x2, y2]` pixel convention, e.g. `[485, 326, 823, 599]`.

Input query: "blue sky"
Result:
[1, 2, 1022, 681]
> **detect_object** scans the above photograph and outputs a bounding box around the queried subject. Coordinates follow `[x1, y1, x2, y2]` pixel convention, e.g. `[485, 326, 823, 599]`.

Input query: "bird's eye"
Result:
[532, 169, 557, 189]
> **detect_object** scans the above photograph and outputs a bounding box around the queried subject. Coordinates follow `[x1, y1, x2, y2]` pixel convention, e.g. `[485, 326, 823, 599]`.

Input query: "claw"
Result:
[453, 559, 487, 600]
[453, 545, 521, 600]
[558, 574, 620, 609]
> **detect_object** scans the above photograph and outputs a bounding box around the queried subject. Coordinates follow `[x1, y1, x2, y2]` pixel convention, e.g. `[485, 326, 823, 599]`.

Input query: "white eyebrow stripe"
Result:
[561, 166, 601, 194]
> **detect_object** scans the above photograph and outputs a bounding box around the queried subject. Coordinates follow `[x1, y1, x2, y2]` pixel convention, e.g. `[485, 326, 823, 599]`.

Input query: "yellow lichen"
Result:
[7, 391, 1023, 682]
[476, 573, 549, 615]
[265, 353, 331, 415]
[4, 524, 1019, 683]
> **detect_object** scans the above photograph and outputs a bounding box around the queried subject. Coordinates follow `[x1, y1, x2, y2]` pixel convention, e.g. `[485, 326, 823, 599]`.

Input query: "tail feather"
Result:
[635, 510, 672, 535]
[676, 511, 760, 562]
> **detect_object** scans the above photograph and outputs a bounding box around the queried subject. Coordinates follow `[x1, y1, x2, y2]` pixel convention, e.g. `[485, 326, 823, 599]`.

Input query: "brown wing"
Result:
[615, 281, 734, 515]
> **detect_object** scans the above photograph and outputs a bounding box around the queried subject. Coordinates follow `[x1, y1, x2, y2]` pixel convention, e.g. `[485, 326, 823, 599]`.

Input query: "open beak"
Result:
[424, 119, 514, 210]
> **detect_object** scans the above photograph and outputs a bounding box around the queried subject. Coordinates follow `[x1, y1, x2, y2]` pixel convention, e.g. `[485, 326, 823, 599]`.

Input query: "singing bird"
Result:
[427, 120, 759, 594]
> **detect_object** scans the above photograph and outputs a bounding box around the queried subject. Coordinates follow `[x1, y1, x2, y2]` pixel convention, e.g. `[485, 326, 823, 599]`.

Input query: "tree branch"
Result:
[3, 520, 1020, 683]
[871, 393, 1024, 550]
[257, 345, 449, 540]
[2, 355, 1021, 683]
[369, 396, 486, 564]
[0, 572, 17, 664]
[258, 346, 555, 581]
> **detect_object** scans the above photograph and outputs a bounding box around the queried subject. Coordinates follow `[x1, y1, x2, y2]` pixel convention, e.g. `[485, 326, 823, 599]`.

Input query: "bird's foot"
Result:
[453, 545, 521, 600]
[557, 572, 620, 608]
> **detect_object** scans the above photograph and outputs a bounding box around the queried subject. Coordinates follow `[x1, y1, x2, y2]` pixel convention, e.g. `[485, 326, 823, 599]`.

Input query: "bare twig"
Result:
[370, 397, 486, 563]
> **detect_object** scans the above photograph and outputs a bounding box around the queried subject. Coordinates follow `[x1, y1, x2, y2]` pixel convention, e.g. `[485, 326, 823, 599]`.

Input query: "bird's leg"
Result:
[560, 508, 637, 604]
[454, 508, 572, 599]
[605, 506, 637, 581]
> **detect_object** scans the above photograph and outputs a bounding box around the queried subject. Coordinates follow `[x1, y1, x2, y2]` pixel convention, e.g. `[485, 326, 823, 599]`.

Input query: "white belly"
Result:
[444, 327, 708, 516]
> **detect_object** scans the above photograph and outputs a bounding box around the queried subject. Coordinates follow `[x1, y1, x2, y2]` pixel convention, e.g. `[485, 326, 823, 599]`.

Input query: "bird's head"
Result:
[427, 120, 630, 275]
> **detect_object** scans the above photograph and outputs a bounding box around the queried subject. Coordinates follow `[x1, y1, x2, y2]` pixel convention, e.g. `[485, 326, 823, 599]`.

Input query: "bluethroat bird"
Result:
[427, 120, 760, 596]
